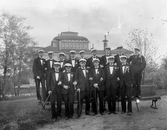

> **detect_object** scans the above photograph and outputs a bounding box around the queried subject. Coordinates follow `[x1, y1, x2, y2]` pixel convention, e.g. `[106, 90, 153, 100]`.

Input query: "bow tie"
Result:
[50, 59, 53, 61]
[82, 68, 85, 70]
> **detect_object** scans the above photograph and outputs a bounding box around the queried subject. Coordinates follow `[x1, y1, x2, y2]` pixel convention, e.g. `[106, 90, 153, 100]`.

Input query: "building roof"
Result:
[53, 31, 89, 42]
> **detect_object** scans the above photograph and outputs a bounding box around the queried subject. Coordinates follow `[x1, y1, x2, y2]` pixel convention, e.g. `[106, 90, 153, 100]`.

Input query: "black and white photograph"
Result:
[0, 0, 167, 130]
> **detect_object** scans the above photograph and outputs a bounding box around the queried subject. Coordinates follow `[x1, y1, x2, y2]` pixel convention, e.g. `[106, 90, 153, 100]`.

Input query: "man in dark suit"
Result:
[49, 62, 62, 121]
[33, 50, 47, 103]
[104, 56, 119, 114]
[86, 48, 101, 70]
[114, 46, 124, 66]
[79, 50, 86, 59]
[74, 58, 90, 118]
[61, 63, 75, 119]
[114, 46, 124, 100]
[128, 47, 146, 98]
[66, 50, 79, 73]
[100, 46, 111, 68]
[45, 51, 56, 101]
[100, 46, 111, 111]
[119, 55, 134, 116]
[89, 58, 105, 115]
[58, 52, 66, 72]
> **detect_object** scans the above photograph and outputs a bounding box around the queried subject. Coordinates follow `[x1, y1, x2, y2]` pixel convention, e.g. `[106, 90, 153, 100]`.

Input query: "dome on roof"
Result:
[53, 31, 89, 42]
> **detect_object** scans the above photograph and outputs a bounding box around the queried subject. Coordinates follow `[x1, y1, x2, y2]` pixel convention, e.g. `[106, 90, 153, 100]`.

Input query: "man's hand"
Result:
[58, 81, 62, 85]
[73, 81, 77, 86]
[100, 77, 103, 81]
[89, 77, 93, 80]
[36, 76, 40, 79]
[100, 65, 104, 68]
[63, 85, 68, 89]
[48, 91, 52, 94]
[117, 77, 120, 81]
[94, 83, 99, 89]
[77, 88, 80, 92]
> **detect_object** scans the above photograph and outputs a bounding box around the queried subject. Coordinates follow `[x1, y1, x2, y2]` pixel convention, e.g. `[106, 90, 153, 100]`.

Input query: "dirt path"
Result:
[38, 96, 167, 130]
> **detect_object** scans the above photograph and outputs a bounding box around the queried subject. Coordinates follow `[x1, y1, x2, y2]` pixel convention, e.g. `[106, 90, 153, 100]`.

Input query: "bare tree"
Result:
[125, 28, 159, 84]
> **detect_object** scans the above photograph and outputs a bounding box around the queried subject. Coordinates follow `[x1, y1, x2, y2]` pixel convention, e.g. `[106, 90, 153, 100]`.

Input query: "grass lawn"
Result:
[0, 88, 167, 130]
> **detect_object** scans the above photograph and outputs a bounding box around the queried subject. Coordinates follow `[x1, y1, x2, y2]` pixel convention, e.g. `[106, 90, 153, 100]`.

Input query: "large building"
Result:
[34, 31, 133, 60]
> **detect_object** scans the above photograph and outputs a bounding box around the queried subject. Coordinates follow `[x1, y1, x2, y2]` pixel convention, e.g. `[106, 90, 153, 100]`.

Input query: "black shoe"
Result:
[86, 112, 90, 115]
[108, 111, 112, 115]
[127, 112, 132, 116]
[121, 111, 125, 114]
[100, 112, 104, 115]
[92, 113, 97, 116]
[113, 111, 117, 114]
[66, 117, 70, 120]
[77, 114, 81, 118]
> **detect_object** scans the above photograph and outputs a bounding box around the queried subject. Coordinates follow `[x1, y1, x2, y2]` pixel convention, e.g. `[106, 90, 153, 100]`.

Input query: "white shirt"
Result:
[109, 66, 113, 74]
[122, 66, 125, 74]
[67, 73, 71, 82]
[71, 60, 75, 67]
[95, 68, 98, 74]
[82, 68, 86, 77]
[40, 59, 43, 65]
[55, 73, 59, 81]
[60, 62, 64, 68]
[50, 60, 53, 68]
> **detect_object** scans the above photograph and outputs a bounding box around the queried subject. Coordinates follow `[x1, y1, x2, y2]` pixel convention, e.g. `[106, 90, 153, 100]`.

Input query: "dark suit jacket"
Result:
[33, 57, 46, 79]
[119, 63, 134, 87]
[100, 55, 110, 68]
[50, 71, 62, 92]
[66, 58, 79, 72]
[89, 67, 105, 91]
[58, 60, 66, 72]
[114, 54, 124, 67]
[128, 54, 146, 76]
[104, 64, 119, 89]
[61, 72, 75, 95]
[86, 56, 101, 69]
[45, 59, 56, 74]
[75, 67, 89, 91]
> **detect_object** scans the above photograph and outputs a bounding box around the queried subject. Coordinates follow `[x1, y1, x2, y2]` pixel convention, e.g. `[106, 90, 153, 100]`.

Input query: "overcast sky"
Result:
[0, 0, 167, 59]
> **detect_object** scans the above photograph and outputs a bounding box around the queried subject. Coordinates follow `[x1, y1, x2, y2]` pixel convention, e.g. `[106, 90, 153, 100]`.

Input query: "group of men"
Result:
[32, 46, 146, 122]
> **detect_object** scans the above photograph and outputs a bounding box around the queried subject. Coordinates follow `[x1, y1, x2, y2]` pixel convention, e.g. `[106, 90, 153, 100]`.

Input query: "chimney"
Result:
[103, 35, 108, 50]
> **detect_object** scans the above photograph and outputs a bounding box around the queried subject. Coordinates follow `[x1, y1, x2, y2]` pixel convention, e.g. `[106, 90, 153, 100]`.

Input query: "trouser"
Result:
[77, 91, 85, 116]
[133, 74, 142, 97]
[50, 89, 57, 119]
[106, 86, 117, 112]
[35, 78, 46, 101]
[92, 89, 104, 114]
[46, 71, 52, 100]
[56, 89, 62, 117]
[63, 93, 74, 118]
[121, 81, 132, 112]
[85, 90, 90, 114]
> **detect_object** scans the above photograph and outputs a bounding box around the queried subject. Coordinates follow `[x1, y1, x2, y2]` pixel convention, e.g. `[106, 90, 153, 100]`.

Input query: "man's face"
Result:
[39, 52, 44, 58]
[134, 49, 140, 55]
[108, 59, 114, 64]
[105, 49, 111, 55]
[80, 61, 86, 67]
[117, 49, 122, 55]
[48, 53, 53, 59]
[121, 58, 127, 64]
[54, 65, 60, 72]
[66, 67, 71, 72]
[80, 53, 84, 58]
[92, 51, 96, 57]
[59, 55, 65, 61]
[70, 53, 75, 59]
[93, 61, 99, 67]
